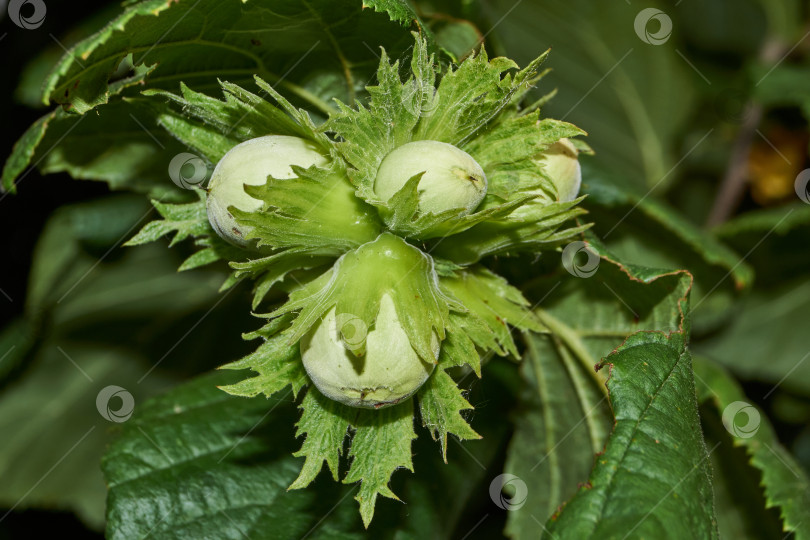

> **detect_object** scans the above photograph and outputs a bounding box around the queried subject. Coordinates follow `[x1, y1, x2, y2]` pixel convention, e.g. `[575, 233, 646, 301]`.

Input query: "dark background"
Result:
[2, 1, 109, 537]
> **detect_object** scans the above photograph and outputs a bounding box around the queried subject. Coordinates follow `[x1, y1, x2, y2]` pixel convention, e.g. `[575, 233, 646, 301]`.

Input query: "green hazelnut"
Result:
[206, 135, 328, 246]
[539, 138, 581, 202]
[374, 140, 487, 216]
[300, 293, 439, 409]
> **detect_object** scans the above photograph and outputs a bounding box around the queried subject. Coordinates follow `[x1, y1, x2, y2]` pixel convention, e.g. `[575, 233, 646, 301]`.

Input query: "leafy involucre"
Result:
[441, 267, 542, 357]
[217, 330, 308, 399]
[324, 34, 587, 246]
[417, 366, 480, 459]
[125, 192, 210, 248]
[268, 233, 457, 362]
[289, 388, 352, 489]
[146, 76, 331, 164]
[235, 163, 381, 252]
[344, 402, 417, 528]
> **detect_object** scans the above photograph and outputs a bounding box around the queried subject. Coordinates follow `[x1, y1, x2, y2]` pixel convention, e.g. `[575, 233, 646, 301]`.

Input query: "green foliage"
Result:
[547, 333, 717, 539]
[102, 371, 362, 539]
[694, 358, 810, 539]
[504, 242, 696, 537]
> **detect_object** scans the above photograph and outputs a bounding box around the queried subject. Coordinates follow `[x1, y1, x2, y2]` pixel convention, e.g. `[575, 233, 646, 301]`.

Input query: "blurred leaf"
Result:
[705, 411, 785, 540]
[2, 100, 186, 198]
[753, 62, 810, 110]
[714, 203, 810, 286]
[753, 0, 804, 41]
[432, 19, 481, 60]
[19, 194, 245, 380]
[0, 345, 169, 529]
[25, 195, 223, 325]
[487, 0, 696, 189]
[505, 239, 693, 535]
[583, 169, 754, 332]
[694, 357, 810, 539]
[695, 278, 810, 395]
[0, 319, 37, 385]
[676, 0, 766, 56]
[13, 3, 131, 108]
[546, 332, 717, 539]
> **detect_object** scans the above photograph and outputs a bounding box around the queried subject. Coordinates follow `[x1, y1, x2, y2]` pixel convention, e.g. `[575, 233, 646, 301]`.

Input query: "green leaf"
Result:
[694, 357, 810, 539]
[505, 328, 612, 539]
[363, 0, 423, 26]
[43, 0, 428, 114]
[546, 332, 718, 539]
[103, 370, 362, 539]
[504, 239, 694, 536]
[344, 401, 417, 528]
